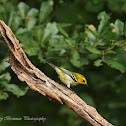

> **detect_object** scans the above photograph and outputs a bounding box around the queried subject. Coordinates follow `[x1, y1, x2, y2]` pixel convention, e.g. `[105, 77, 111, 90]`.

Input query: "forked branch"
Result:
[0, 20, 113, 126]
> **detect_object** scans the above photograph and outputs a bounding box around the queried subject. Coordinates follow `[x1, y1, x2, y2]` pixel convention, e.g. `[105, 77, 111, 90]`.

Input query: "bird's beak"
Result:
[84, 82, 88, 86]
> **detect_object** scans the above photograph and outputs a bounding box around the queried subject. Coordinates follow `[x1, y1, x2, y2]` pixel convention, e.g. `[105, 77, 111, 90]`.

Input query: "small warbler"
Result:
[47, 62, 87, 88]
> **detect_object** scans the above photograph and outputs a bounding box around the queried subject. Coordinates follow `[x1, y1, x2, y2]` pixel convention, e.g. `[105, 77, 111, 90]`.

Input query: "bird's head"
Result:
[74, 73, 87, 85]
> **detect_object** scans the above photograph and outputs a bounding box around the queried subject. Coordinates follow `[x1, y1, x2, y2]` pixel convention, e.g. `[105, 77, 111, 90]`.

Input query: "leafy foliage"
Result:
[0, 61, 28, 100]
[0, 0, 126, 126]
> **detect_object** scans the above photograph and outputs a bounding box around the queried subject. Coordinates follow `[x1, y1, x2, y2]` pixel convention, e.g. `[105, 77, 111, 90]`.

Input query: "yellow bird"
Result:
[47, 62, 87, 88]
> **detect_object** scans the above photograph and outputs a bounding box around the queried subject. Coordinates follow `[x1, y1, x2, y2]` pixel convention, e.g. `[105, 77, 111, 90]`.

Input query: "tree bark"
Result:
[0, 20, 113, 126]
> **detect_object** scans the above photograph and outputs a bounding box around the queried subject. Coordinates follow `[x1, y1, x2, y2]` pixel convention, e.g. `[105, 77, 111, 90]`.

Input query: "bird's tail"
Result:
[47, 62, 56, 69]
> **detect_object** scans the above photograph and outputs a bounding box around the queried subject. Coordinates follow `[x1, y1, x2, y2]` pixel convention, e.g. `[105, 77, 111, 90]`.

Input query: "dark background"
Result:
[0, 0, 126, 126]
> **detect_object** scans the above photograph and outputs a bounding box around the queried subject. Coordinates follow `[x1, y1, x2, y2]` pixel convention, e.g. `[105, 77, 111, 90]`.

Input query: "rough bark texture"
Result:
[0, 20, 113, 126]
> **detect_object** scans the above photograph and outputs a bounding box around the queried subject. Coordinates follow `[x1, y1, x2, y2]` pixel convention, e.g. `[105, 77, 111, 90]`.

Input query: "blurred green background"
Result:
[0, 0, 126, 126]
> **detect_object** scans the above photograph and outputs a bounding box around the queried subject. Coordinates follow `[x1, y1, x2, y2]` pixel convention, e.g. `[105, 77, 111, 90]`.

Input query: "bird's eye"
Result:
[83, 80, 85, 82]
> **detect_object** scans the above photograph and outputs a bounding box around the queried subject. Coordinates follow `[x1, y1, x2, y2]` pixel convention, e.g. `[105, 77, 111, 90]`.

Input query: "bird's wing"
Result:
[59, 68, 78, 82]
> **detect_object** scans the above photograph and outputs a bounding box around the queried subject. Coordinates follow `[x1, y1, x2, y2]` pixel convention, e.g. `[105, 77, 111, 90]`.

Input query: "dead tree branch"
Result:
[0, 20, 113, 126]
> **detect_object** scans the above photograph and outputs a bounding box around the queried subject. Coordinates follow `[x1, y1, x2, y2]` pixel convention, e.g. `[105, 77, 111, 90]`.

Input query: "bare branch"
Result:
[0, 20, 113, 126]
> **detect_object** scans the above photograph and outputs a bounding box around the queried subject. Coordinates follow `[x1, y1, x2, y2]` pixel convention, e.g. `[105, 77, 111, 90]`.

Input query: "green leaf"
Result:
[114, 19, 124, 38]
[49, 36, 66, 48]
[16, 29, 32, 41]
[86, 46, 101, 54]
[42, 22, 58, 44]
[88, 54, 99, 60]
[56, 24, 68, 38]
[16, 30, 40, 56]
[27, 8, 39, 18]
[0, 61, 10, 72]
[70, 50, 80, 67]
[18, 2, 29, 19]
[37, 51, 46, 63]
[4, 84, 29, 97]
[94, 59, 103, 67]
[44, 22, 58, 37]
[104, 50, 116, 55]
[104, 58, 125, 73]
[96, 40, 107, 46]
[70, 50, 88, 67]
[33, 25, 44, 42]
[0, 73, 11, 85]
[98, 12, 110, 36]
[16, 28, 28, 34]
[23, 40, 40, 56]
[87, 32, 96, 44]
[81, 57, 89, 66]
[25, 8, 39, 30]
[0, 92, 8, 100]
[26, 16, 37, 30]
[39, 0, 53, 23]
[8, 12, 22, 31]
[85, 25, 97, 44]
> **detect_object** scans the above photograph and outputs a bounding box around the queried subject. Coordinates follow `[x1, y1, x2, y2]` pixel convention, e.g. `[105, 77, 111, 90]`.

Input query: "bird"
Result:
[47, 62, 87, 88]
